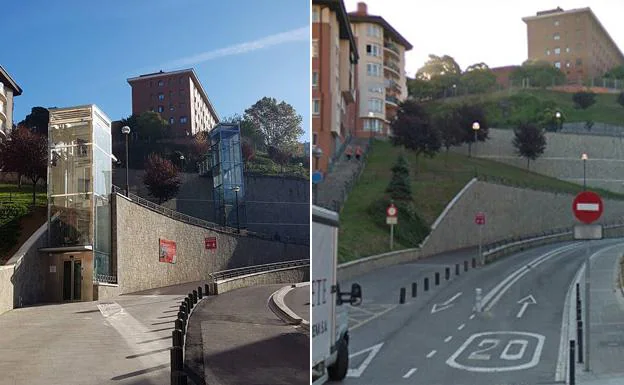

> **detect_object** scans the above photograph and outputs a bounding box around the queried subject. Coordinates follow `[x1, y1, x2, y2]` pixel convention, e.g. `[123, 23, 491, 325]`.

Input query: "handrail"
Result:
[208, 259, 309, 282]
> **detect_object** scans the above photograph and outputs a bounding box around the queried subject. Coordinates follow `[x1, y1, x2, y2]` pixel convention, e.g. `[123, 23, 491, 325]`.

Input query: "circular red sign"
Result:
[386, 204, 398, 217]
[573, 191, 603, 224]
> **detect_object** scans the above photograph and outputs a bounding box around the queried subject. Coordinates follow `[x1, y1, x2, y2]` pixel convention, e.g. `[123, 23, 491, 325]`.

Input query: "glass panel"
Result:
[63, 261, 71, 301]
[73, 260, 81, 300]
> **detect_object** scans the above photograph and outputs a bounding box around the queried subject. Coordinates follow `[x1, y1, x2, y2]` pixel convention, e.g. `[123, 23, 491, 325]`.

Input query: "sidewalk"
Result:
[283, 284, 309, 322]
[577, 244, 624, 384]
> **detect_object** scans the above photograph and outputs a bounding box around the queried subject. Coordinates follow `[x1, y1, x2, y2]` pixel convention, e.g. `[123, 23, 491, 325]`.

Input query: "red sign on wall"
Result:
[159, 239, 177, 264]
[205, 237, 217, 250]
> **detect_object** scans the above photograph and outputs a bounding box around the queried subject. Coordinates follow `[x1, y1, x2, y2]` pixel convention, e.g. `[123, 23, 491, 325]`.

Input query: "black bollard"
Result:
[179, 303, 187, 314]
[192, 290, 198, 304]
[171, 346, 187, 385]
[456, 263, 460, 276]
[187, 295, 194, 309]
[445, 267, 450, 280]
[424, 277, 429, 291]
[472, 258, 477, 268]
[198, 286, 203, 299]
[172, 329, 183, 347]
[578, 320, 584, 363]
[412, 282, 417, 297]
[569, 340, 575, 385]
[177, 311, 187, 321]
[399, 288, 406, 304]
[175, 319, 185, 335]
[464, 260, 469, 272]
[435, 272, 440, 286]
[205, 283, 210, 296]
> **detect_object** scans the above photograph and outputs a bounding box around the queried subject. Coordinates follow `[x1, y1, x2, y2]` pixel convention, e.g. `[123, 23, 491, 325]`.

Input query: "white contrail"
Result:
[162, 26, 309, 68]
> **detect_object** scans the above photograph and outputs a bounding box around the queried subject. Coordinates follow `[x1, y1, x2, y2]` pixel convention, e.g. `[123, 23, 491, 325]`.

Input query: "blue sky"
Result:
[4, 0, 310, 141]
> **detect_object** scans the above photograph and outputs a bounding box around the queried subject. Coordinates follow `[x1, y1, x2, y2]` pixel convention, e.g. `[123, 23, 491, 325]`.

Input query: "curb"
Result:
[269, 282, 309, 333]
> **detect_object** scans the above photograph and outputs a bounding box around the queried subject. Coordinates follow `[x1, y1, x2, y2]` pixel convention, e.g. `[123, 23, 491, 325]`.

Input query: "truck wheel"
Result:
[328, 338, 349, 381]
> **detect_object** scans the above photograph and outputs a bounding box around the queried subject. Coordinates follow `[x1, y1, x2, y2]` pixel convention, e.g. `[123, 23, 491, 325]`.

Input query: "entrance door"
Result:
[62, 258, 82, 301]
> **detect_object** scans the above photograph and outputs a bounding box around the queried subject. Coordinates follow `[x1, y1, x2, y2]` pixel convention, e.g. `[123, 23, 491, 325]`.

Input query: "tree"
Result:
[244, 97, 304, 152]
[135, 111, 170, 141]
[18, 107, 50, 137]
[385, 154, 412, 201]
[432, 107, 462, 164]
[267, 145, 291, 173]
[142, 154, 181, 204]
[509, 60, 566, 88]
[512, 123, 546, 169]
[618, 92, 624, 107]
[454, 104, 489, 156]
[415, 54, 462, 98]
[572, 91, 596, 109]
[0, 127, 47, 204]
[241, 139, 255, 168]
[222, 114, 266, 151]
[390, 100, 441, 167]
[460, 63, 497, 95]
[604, 65, 624, 80]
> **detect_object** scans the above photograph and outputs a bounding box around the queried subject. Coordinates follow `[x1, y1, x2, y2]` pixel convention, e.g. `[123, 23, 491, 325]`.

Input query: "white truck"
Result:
[312, 205, 362, 385]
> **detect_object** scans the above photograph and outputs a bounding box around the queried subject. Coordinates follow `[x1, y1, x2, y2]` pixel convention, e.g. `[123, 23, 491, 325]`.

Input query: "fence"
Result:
[207, 259, 309, 282]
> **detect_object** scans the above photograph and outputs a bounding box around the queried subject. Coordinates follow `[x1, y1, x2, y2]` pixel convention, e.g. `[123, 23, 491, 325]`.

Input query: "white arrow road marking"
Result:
[576, 203, 600, 211]
[346, 342, 384, 378]
[403, 368, 417, 378]
[431, 292, 463, 314]
[427, 350, 437, 358]
[516, 295, 537, 318]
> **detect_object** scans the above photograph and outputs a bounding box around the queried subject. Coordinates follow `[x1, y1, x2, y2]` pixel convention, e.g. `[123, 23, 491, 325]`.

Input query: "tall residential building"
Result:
[127, 68, 219, 138]
[522, 7, 624, 85]
[312, 0, 359, 173]
[0, 65, 23, 140]
[348, 2, 412, 137]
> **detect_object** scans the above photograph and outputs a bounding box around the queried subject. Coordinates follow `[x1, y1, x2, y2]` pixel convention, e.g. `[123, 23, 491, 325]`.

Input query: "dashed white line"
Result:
[458, 323, 465, 330]
[427, 350, 437, 358]
[469, 314, 475, 320]
[403, 368, 417, 378]
[444, 336, 453, 343]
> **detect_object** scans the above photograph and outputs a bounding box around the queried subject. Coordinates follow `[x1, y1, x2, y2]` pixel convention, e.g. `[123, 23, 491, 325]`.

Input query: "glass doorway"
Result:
[62, 258, 82, 301]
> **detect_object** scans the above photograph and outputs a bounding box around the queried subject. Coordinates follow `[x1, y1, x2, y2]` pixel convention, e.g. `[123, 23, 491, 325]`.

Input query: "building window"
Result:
[553, 33, 560, 40]
[312, 39, 319, 57]
[368, 98, 383, 113]
[367, 24, 381, 38]
[170, 104, 175, 111]
[364, 119, 383, 132]
[554, 62, 561, 69]
[576, 58, 583, 66]
[158, 80, 164, 87]
[554, 20, 560, 26]
[312, 71, 319, 87]
[367, 63, 381, 77]
[169, 117, 175, 124]
[158, 93, 164, 100]
[366, 44, 381, 57]
[554, 47, 561, 55]
[312, 99, 320, 115]
[368, 84, 384, 93]
[180, 116, 188, 124]
[312, 7, 320, 22]
[546, 49, 551, 56]
[179, 90, 184, 96]
[566, 46, 570, 53]
[157, 105, 164, 113]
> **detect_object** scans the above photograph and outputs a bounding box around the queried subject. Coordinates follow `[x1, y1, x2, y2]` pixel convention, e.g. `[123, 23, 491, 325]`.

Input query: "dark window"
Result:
[158, 93, 164, 100]
[158, 80, 164, 87]
[158, 105, 164, 113]
[180, 116, 188, 124]
[313, 133, 318, 145]
[576, 58, 583, 66]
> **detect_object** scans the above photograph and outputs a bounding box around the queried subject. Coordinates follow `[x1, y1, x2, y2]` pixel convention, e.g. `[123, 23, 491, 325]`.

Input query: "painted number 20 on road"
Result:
[446, 332, 545, 372]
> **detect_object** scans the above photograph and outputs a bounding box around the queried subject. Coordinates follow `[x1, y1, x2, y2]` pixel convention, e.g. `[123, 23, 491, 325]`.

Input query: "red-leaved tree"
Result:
[142, 154, 181, 204]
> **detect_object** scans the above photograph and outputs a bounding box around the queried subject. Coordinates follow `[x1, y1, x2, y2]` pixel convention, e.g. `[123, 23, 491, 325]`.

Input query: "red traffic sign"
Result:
[573, 191, 603, 224]
[386, 204, 398, 217]
[205, 236, 217, 250]
[475, 212, 486, 225]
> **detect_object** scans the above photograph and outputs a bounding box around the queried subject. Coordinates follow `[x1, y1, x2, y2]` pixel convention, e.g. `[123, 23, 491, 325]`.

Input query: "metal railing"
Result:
[208, 259, 309, 282]
[112, 185, 308, 245]
[94, 273, 118, 284]
[383, 41, 400, 55]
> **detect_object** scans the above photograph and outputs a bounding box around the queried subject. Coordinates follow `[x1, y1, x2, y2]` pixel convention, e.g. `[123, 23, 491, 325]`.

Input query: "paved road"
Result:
[185, 284, 309, 385]
[284, 284, 310, 322]
[338, 240, 624, 385]
[0, 280, 204, 385]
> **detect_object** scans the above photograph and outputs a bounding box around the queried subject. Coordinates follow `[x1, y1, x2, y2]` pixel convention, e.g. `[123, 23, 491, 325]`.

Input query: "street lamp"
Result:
[453, 83, 457, 97]
[581, 153, 588, 190]
[121, 126, 131, 196]
[232, 186, 240, 233]
[472, 122, 480, 158]
[555, 111, 562, 131]
[312, 146, 323, 204]
[179, 154, 185, 171]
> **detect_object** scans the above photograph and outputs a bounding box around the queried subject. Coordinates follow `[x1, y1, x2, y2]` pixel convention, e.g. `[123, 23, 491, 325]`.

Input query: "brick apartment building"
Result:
[523, 7, 624, 84]
[312, 0, 359, 173]
[0, 65, 22, 141]
[491, 65, 520, 89]
[127, 68, 219, 138]
[348, 2, 412, 137]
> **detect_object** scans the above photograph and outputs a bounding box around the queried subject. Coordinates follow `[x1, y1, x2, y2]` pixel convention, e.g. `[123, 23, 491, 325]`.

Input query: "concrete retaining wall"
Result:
[93, 283, 121, 301]
[0, 267, 13, 315]
[215, 266, 309, 295]
[114, 194, 308, 294]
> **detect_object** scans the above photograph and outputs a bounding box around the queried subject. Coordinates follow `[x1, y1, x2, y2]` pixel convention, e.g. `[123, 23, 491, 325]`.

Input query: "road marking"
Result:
[516, 295, 537, 318]
[346, 342, 384, 378]
[458, 323, 465, 331]
[427, 350, 437, 358]
[431, 292, 463, 314]
[482, 243, 580, 312]
[402, 368, 417, 378]
[445, 336, 453, 343]
[447, 331, 545, 372]
[350, 304, 397, 331]
[469, 314, 475, 320]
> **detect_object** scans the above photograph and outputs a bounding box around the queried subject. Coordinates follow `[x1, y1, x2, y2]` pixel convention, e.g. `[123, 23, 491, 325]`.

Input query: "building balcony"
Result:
[0, 83, 6, 103]
[0, 102, 6, 123]
[384, 61, 401, 77]
[384, 41, 400, 57]
[385, 78, 402, 93]
[385, 95, 399, 106]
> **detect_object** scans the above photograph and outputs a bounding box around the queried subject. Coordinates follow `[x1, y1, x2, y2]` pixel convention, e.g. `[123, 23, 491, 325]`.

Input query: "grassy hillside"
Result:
[338, 140, 624, 263]
[427, 89, 624, 128]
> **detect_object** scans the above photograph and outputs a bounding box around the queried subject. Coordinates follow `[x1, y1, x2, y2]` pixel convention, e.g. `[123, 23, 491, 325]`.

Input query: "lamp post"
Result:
[581, 153, 588, 190]
[312, 146, 323, 204]
[555, 111, 562, 131]
[453, 83, 457, 97]
[472, 121, 480, 158]
[121, 126, 131, 196]
[232, 186, 240, 233]
[179, 154, 185, 171]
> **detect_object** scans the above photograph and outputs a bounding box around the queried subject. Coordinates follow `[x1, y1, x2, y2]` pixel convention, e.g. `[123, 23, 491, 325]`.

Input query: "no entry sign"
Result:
[475, 212, 486, 225]
[573, 191, 603, 224]
[386, 203, 398, 225]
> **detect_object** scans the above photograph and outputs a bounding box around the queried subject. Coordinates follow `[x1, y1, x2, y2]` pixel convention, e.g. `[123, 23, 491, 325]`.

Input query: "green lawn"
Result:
[338, 140, 624, 263]
[246, 154, 309, 179]
[0, 183, 47, 206]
